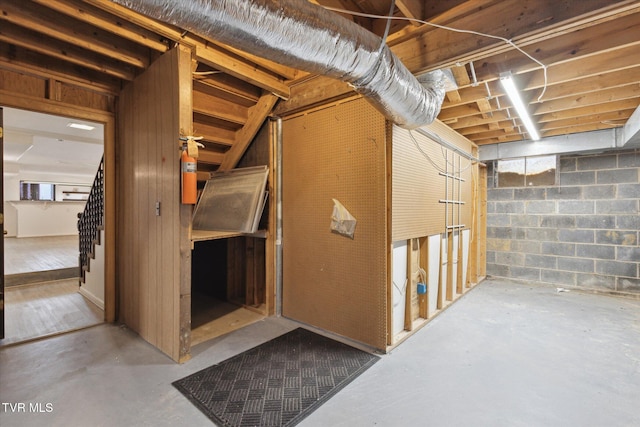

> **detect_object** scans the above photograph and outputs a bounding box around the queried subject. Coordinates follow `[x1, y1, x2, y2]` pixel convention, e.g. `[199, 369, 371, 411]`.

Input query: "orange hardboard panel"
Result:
[392, 123, 476, 241]
[282, 98, 388, 350]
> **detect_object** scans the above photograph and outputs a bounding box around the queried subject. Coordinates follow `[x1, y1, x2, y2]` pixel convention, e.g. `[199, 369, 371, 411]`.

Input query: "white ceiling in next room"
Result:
[2, 107, 104, 178]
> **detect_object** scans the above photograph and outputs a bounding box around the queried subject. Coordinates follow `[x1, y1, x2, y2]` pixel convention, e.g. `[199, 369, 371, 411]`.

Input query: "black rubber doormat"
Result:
[173, 328, 379, 426]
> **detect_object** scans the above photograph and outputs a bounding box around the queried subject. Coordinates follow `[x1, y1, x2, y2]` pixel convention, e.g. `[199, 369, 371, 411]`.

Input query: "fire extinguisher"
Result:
[181, 145, 197, 204]
[180, 136, 204, 204]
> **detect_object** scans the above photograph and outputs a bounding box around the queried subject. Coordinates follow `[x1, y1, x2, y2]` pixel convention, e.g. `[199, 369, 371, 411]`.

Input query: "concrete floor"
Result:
[1, 278, 639, 427]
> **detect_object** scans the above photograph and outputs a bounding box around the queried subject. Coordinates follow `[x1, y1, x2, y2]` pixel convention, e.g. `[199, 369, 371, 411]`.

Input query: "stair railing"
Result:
[78, 156, 104, 283]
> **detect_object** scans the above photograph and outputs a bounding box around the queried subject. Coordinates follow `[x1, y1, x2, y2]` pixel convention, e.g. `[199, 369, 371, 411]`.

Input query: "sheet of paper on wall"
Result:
[192, 166, 269, 234]
[330, 198, 357, 239]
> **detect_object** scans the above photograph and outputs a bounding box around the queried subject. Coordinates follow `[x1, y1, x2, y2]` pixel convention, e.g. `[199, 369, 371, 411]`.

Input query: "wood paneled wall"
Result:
[117, 46, 192, 362]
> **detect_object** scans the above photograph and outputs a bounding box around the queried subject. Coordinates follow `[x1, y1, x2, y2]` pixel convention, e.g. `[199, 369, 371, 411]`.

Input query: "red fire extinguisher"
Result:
[181, 145, 197, 204]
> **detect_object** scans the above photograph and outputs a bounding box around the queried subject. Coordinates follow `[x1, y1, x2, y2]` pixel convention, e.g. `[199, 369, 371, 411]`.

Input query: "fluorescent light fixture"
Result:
[500, 73, 540, 141]
[67, 123, 95, 131]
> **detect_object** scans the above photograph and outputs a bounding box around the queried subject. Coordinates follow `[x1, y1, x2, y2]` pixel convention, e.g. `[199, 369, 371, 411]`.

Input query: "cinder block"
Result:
[541, 269, 576, 286]
[512, 214, 539, 227]
[558, 201, 594, 214]
[558, 257, 594, 272]
[487, 263, 510, 277]
[576, 244, 615, 260]
[496, 252, 525, 266]
[617, 277, 640, 292]
[577, 154, 617, 170]
[596, 260, 638, 278]
[526, 201, 556, 214]
[488, 188, 514, 201]
[576, 273, 616, 290]
[617, 183, 640, 199]
[487, 238, 511, 252]
[541, 242, 575, 257]
[486, 251, 496, 263]
[527, 228, 558, 241]
[596, 199, 638, 214]
[616, 247, 640, 262]
[596, 230, 637, 246]
[617, 151, 640, 168]
[617, 215, 640, 230]
[583, 185, 616, 200]
[511, 240, 541, 254]
[559, 229, 594, 243]
[547, 187, 582, 200]
[487, 201, 496, 214]
[540, 215, 576, 228]
[576, 215, 615, 229]
[487, 227, 519, 239]
[510, 266, 541, 281]
[494, 201, 525, 214]
[597, 169, 639, 184]
[560, 157, 577, 172]
[487, 214, 511, 227]
[560, 171, 595, 186]
[514, 188, 546, 200]
[525, 254, 557, 269]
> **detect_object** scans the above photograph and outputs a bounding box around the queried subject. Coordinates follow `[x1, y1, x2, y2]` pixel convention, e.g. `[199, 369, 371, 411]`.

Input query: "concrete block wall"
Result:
[486, 149, 640, 296]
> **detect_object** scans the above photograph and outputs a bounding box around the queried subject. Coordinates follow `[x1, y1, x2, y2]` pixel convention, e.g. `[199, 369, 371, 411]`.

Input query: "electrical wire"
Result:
[321, 5, 549, 101]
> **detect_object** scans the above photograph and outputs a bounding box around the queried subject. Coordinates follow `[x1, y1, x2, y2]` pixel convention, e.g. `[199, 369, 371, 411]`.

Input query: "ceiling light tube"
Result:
[500, 73, 540, 141]
[67, 123, 95, 131]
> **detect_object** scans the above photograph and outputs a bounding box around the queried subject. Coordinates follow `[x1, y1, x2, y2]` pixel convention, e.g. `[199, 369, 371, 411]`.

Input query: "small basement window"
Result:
[496, 155, 557, 187]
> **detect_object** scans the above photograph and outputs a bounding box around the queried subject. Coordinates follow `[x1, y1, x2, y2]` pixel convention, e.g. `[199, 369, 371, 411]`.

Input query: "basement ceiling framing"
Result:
[1, 0, 639, 166]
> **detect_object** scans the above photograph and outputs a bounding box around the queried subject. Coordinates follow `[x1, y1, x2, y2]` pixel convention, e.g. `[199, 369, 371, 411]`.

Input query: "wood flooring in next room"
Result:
[0, 279, 103, 347]
[4, 235, 79, 275]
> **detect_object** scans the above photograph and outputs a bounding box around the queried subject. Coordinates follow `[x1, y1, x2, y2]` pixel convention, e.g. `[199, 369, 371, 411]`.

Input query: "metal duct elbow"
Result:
[112, 0, 446, 129]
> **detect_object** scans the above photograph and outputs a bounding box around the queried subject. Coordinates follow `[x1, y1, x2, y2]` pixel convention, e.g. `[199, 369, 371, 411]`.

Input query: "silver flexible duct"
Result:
[112, 0, 446, 129]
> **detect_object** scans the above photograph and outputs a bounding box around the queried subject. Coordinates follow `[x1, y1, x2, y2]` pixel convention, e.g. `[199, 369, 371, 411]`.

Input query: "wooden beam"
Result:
[273, 74, 353, 116]
[192, 90, 248, 125]
[0, 0, 149, 68]
[396, 0, 423, 26]
[471, 10, 640, 83]
[197, 150, 226, 165]
[541, 109, 635, 132]
[0, 23, 136, 80]
[219, 93, 278, 170]
[191, 121, 235, 147]
[393, 0, 639, 74]
[31, 0, 169, 52]
[0, 44, 121, 94]
[84, 0, 292, 97]
[537, 98, 640, 123]
[196, 45, 290, 100]
[532, 84, 640, 115]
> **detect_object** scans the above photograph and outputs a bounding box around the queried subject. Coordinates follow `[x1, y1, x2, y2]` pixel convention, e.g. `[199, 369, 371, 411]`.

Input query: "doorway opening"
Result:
[1, 107, 104, 346]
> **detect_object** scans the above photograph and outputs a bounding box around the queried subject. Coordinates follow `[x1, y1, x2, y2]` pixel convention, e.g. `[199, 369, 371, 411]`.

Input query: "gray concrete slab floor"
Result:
[1, 278, 639, 427]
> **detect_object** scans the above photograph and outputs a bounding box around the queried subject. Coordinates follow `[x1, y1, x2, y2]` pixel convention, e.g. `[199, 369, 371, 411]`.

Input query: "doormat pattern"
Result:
[173, 328, 379, 426]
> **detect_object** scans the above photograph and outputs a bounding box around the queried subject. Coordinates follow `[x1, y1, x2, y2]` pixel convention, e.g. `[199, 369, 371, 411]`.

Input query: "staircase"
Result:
[78, 156, 104, 285]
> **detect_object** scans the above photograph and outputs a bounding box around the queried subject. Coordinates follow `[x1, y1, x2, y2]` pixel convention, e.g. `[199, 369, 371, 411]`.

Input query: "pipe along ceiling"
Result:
[111, 0, 446, 130]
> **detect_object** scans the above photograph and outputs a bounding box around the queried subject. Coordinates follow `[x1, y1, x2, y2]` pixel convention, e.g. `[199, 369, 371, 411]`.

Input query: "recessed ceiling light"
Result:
[67, 123, 95, 131]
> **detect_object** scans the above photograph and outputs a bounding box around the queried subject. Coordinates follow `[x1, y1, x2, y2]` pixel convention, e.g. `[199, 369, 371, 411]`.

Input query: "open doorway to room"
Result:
[1, 107, 104, 346]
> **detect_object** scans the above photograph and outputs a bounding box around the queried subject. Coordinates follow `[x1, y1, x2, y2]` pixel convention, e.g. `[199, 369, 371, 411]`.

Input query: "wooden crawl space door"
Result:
[282, 98, 389, 350]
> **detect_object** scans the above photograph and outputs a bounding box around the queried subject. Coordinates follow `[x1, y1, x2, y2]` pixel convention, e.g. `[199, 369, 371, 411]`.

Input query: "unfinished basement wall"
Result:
[486, 149, 640, 296]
